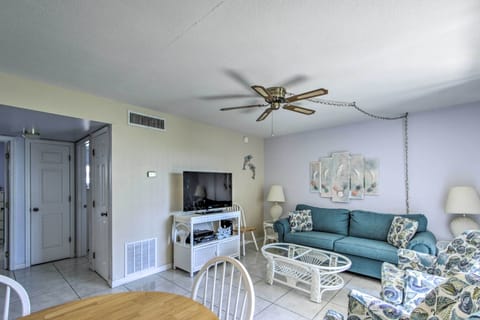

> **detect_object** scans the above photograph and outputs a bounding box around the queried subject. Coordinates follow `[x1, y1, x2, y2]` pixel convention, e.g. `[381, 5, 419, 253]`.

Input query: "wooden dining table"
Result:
[20, 291, 218, 320]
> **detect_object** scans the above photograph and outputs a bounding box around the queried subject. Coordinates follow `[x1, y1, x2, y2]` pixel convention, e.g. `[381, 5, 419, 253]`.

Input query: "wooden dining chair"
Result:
[191, 256, 255, 320]
[231, 203, 259, 256]
[0, 275, 31, 320]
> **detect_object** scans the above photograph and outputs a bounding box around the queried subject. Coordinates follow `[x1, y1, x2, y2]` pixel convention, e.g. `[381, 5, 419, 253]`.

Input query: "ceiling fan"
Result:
[220, 85, 328, 121]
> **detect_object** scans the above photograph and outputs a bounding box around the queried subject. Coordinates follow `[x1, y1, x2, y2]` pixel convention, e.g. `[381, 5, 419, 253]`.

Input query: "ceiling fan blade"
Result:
[283, 105, 316, 115]
[280, 75, 308, 88]
[285, 88, 328, 103]
[220, 104, 268, 111]
[224, 69, 252, 90]
[256, 108, 273, 122]
[251, 85, 273, 100]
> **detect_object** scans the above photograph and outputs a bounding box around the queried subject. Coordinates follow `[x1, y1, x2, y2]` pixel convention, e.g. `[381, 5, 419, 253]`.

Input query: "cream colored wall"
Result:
[0, 72, 265, 282]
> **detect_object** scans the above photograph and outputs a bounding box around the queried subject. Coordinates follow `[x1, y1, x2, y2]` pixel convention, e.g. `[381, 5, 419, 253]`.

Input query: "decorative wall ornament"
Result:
[320, 157, 332, 198]
[309, 161, 320, 192]
[350, 155, 365, 199]
[242, 154, 256, 179]
[314, 152, 379, 202]
[364, 158, 379, 195]
[331, 152, 351, 202]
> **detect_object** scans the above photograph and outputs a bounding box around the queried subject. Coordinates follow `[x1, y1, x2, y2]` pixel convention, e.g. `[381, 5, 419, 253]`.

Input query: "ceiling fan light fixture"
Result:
[221, 82, 328, 122]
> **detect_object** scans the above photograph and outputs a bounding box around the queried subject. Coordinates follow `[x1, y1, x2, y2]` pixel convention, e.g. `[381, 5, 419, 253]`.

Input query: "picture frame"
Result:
[309, 161, 321, 192]
[320, 157, 332, 197]
[349, 154, 365, 199]
[365, 158, 379, 195]
[331, 152, 350, 202]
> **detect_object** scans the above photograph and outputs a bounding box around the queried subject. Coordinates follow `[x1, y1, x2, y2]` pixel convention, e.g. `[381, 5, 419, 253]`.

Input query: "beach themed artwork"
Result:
[365, 158, 379, 195]
[309, 161, 321, 192]
[312, 152, 379, 202]
[331, 152, 351, 202]
[350, 154, 365, 199]
[320, 157, 332, 198]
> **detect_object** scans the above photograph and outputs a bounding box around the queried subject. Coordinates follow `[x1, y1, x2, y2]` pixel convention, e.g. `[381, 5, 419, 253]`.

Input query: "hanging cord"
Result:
[403, 113, 410, 213]
[291, 93, 411, 213]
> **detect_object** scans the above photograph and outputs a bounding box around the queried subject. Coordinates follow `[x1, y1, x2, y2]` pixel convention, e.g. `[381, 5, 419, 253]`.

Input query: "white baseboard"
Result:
[12, 263, 27, 270]
[110, 263, 172, 288]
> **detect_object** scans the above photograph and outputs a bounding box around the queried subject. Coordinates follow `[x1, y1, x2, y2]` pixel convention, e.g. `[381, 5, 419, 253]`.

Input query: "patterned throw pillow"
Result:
[288, 209, 312, 232]
[387, 216, 419, 249]
[403, 269, 445, 313]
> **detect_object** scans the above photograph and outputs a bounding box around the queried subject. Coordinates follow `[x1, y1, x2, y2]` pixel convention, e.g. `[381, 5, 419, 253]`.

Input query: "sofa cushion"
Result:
[334, 236, 398, 263]
[284, 231, 345, 251]
[387, 216, 419, 249]
[288, 209, 313, 232]
[295, 204, 349, 236]
[349, 210, 428, 241]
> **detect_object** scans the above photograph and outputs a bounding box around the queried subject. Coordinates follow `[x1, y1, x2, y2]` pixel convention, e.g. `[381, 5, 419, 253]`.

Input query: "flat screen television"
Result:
[183, 171, 232, 213]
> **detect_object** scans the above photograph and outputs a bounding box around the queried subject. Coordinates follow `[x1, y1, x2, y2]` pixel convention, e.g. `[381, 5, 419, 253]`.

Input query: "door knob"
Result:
[32, 207, 39, 212]
[100, 212, 108, 217]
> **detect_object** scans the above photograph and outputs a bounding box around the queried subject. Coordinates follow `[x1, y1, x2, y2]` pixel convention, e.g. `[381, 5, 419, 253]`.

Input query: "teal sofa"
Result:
[273, 204, 437, 279]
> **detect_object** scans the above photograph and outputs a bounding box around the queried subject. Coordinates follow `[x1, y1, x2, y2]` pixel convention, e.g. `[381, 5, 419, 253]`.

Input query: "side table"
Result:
[263, 221, 278, 246]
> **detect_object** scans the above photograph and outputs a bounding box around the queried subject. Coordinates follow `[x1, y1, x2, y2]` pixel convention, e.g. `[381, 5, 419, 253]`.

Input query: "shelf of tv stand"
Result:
[172, 210, 240, 277]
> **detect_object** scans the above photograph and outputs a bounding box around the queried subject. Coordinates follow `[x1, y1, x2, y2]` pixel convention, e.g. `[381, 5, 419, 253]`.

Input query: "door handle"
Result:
[32, 207, 39, 212]
[100, 212, 108, 217]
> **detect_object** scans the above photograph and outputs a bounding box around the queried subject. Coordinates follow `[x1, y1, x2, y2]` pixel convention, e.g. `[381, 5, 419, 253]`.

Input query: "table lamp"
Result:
[445, 186, 480, 237]
[267, 185, 285, 221]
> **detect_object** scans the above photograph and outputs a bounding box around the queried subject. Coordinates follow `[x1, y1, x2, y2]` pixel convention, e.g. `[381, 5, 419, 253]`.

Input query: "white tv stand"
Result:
[172, 210, 240, 277]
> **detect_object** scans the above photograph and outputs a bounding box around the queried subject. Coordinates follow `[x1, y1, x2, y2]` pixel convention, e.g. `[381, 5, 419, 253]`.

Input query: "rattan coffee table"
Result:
[262, 243, 351, 303]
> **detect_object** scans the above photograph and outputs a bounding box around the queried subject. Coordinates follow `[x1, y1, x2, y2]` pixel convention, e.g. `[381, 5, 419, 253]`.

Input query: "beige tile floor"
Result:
[1, 245, 381, 319]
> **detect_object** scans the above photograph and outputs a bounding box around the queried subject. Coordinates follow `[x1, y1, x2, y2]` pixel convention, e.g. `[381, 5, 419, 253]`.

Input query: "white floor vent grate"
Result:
[125, 238, 157, 276]
[128, 110, 166, 131]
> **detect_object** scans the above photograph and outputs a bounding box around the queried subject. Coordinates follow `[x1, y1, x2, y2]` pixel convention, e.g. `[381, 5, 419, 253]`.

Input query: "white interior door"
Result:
[30, 141, 73, 265]
[91, 127, 111, 281]
[75, 138, 89, 257]
[3, 141, 10, 269]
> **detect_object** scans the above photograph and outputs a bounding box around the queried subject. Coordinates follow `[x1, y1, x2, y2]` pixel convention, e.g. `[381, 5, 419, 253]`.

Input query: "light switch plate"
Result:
[147, 171, 157, 178]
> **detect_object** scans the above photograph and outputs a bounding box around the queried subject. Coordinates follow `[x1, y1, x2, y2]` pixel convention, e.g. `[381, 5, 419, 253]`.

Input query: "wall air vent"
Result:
[128, 111, 166, 131]
[125, 238, 157, 276]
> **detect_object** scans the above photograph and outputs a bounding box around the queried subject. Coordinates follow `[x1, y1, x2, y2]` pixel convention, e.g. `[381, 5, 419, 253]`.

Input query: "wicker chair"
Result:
[191, 256, 255, 320]
[0, 275, 31, 320]
[231, 203, 259, 256]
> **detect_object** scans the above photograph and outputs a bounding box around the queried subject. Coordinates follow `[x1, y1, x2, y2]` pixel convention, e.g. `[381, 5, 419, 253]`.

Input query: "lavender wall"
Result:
[264, 103, 480, 241]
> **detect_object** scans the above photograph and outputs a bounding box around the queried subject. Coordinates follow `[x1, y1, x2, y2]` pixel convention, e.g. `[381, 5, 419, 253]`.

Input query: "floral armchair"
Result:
[324, 264, 480, 320]
[397, 230, 480, 277]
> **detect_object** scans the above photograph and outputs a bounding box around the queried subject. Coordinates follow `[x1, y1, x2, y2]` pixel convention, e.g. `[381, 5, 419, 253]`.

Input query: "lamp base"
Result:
[450, 215, 479, 237]
[270, 203, 283, 221]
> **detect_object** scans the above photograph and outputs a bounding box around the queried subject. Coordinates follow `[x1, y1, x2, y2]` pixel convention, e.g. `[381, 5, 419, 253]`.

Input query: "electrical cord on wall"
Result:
[301, 93, 411, 213]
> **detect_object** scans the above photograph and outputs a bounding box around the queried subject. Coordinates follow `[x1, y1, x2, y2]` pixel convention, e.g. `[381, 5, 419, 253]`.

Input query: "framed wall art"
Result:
[312, 152, 379, 202]
[309, 161, 321, 192]
[320, 157, 332, 198]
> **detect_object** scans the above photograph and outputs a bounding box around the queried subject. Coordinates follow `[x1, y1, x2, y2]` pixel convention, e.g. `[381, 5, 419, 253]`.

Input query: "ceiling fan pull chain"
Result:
[270, 112, 275, 136]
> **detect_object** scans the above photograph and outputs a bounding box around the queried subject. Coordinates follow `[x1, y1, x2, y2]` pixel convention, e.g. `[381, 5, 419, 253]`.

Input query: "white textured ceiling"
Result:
[0, 1, 479, 138]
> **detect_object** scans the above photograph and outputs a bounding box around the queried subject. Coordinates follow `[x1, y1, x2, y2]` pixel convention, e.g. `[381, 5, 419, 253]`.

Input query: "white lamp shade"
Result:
[267, 185, 285, 202]
[445, 186, 480, 214]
